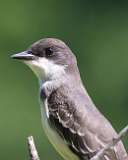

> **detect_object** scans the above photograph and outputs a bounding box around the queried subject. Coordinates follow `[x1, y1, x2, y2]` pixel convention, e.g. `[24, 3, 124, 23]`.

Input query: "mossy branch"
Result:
[27, 136, 40, 160]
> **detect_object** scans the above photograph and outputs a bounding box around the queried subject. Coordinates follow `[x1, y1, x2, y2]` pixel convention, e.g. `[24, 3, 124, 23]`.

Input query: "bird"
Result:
[11, 38, 128, 160]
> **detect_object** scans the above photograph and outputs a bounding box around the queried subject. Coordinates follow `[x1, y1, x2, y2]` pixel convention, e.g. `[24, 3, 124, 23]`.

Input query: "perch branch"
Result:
[27, 136, 40, 160]
[91, 125, 128, 160]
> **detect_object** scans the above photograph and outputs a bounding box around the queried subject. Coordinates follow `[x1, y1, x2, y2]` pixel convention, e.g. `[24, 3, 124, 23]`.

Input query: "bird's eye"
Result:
[45, 47, 53, 57]
[27, 50, 33, 54]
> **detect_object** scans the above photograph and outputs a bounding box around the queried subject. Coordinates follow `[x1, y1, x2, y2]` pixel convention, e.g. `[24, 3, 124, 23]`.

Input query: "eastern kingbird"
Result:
[11, 38, 128, 160]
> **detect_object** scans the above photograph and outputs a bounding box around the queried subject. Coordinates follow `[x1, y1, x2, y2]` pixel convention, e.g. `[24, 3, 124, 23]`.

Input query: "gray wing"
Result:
[47, 97, 96, 159]
[47, 87, 127, 160]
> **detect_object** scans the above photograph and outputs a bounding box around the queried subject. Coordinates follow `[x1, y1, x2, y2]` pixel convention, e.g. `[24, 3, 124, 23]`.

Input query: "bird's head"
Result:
[11, 38, 78, 81]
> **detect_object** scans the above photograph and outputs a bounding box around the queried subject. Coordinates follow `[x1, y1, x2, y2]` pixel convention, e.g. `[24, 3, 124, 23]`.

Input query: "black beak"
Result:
[11, 51, 35, 60]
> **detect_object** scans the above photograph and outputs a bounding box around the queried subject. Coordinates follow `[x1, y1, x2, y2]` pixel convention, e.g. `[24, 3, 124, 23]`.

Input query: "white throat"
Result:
[25, 57, 66, 79]
[24, 57, 67, 92]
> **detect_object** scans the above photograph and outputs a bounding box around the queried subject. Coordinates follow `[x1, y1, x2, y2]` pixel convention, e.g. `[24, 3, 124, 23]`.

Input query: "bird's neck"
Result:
[39, 72, 66, 99]
[40, 80, 61, 99]
[39, 70, 81, 100]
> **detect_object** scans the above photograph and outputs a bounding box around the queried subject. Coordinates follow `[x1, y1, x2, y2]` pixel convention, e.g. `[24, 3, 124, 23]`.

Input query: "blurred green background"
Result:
[0, 0, 128, 159]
